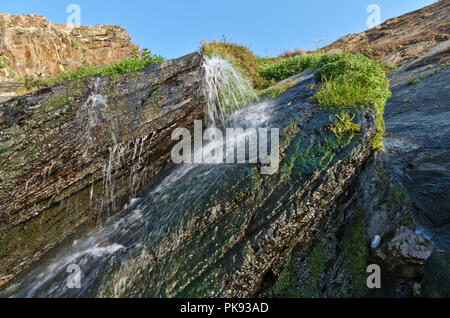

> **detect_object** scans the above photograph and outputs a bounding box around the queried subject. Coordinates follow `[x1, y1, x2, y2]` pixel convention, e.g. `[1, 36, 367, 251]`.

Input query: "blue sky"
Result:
[2, 0, 436, 59]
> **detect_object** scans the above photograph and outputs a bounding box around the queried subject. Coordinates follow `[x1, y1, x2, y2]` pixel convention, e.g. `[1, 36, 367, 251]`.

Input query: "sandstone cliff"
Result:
[0, 14, 135, 101]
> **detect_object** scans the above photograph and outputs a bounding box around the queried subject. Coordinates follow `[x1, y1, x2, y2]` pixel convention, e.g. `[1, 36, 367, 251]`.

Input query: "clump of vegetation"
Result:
[259, 53, 323, 85]
[329, 112, 361, 139]
[259, 79, 298, 99]
[68, 34, 82, 49]
[201, 38, 268, 88]
[24, 48, 163, 90]
[0, 55, 8, 69]
[313, 53, 391, 149]
[299, 244, 329, 297]
[280, 48, 307, 58]
[408, 77, 421, 85]
[202, 42, 391, 149]
[376, 60, 398, 74]
[402, 98, 412, 104]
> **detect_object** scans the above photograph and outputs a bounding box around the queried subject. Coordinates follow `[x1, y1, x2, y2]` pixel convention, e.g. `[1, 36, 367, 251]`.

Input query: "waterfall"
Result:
[2, 57, 278, 298]
[202, 55, 257, 126]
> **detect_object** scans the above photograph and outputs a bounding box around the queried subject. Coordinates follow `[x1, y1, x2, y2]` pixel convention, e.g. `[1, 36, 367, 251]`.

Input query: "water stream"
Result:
[1, 56, 288, 298]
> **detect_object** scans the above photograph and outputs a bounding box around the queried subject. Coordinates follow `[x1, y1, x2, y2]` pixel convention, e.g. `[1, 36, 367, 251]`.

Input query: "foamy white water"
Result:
[202, 55, 257, 126]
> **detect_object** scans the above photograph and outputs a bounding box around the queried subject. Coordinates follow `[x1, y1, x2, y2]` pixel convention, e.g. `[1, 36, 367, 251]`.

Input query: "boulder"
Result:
[370, 226, 434, 279]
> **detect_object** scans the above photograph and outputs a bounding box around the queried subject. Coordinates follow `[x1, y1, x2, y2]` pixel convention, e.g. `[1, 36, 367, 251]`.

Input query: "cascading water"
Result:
[1, 56, 282, 298]
[202, 55, 257, 126]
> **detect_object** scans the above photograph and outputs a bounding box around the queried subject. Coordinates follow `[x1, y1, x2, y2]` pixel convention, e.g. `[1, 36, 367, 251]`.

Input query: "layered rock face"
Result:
[0, 52, 206, 282]
[0, 14, 135, 102]
[0, 14, 134, 80]
[0, 66, 378, 297]
[265, 1, 450, 298]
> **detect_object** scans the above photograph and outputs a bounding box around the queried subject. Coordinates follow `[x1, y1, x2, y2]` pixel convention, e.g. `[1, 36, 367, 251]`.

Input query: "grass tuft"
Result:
[23, 48, 163, 90]
[200, 39, 268, 88]
[313, 53, 391, 149]
[259, 54, 323, 86]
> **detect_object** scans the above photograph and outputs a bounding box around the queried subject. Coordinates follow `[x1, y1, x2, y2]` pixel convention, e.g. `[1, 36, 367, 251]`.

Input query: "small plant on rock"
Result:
[329, 112, 361, 139]
[0, 56, 8, 69]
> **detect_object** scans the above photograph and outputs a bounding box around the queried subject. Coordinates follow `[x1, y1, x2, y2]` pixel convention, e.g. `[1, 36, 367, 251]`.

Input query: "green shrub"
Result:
[375, 60, 398, 74]
[259, 54, 323, 84]
[23, 48, 163, 90]
[313, 53, 391, 149]
[71, 39, 81, 49]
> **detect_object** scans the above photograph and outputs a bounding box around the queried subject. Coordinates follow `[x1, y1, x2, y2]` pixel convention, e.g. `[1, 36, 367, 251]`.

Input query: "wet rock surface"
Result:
[264, 23, 449, 299]
[0, 68, 377, 297]
[383, 52, 450, 250]
[0, 52, 206, 281]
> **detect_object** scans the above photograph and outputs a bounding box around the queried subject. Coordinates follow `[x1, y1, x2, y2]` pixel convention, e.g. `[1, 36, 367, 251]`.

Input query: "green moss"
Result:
[375, 60, 398, 74]
[40, 95, 74, 112]
[299, 244, 329, 297]
[422, 252, 450, 298]
[403, 213, 414, 229]
[201, 39, 267, 89]
[387, 186, 408, 209]
[0, 180, 103, 261]
[338, 212, 369, 297]
[272, 254, 299, 298]
[280, 122, 353, 182]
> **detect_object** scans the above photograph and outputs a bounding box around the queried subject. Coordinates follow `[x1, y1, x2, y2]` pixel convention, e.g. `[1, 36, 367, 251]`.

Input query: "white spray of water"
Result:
[202, 55, 257, 126]
[76, 78, 112, 160]
[75, 77, 151, 212]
